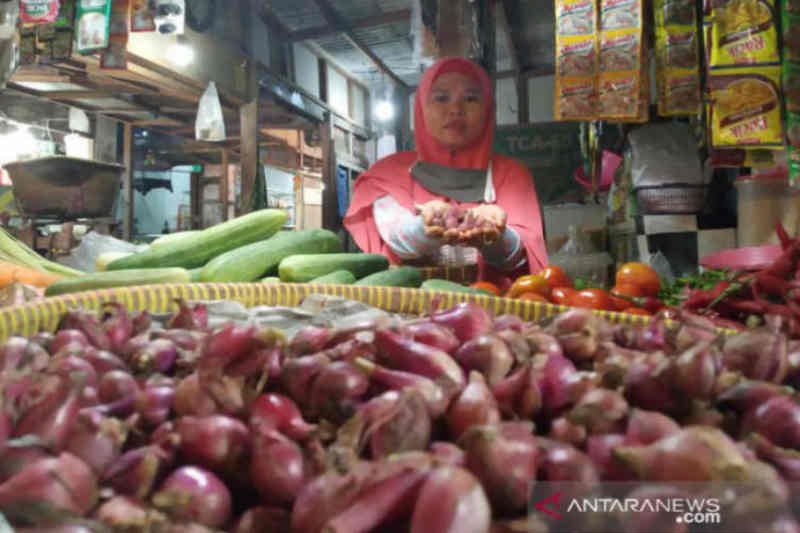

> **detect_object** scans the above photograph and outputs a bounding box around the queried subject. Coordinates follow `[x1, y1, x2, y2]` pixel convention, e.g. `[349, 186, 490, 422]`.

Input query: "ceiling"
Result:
[260, 0, 555, 89]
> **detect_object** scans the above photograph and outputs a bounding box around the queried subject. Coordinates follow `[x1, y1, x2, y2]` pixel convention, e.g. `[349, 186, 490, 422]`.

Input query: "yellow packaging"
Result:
[708, 66, 784, 148]
[658, 70, 702, 116]
[709, 0, 779, 67]
[600, 29, 641, 72]
[600, 0, 642, 30]
[557, 35, 597, 77]
[556, 0, 596, 36]
[661, 0, 696, 25]
[598, 71, 640, 120]
[555, 77, 597, 121]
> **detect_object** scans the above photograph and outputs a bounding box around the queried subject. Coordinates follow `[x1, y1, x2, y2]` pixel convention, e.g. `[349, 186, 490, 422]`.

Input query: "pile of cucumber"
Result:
[44, 209, 491, 296]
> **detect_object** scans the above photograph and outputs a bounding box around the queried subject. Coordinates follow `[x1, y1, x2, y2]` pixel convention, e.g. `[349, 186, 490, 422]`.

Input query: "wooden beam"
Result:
[310, 0, 408, 89]
[122, 123, 134, 241]
[500, 0, 525, 72]
[239, 94, 260, 215]
[320, 113, 339, 232]
[220, 149, 231, 221]
[288, 9, 411, 41]
[258, 4, 291, 37]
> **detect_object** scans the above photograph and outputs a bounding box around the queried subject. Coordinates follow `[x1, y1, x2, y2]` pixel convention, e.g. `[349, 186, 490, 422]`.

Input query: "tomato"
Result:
[621, 307, 651, 316]
[615, 263, 661, 297]
[519, 292, 549, 303]
[609, 283, 643, 311]
[470, 281, 501, 296]
[569, 289, 613, 311]
[550, 286, 577, 305]
[539, 266, 573, 289]
[508, 274, 551, 299]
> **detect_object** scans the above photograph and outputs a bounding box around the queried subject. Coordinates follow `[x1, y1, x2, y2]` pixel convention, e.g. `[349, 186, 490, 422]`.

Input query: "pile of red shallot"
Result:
[1, 298, 800, 532]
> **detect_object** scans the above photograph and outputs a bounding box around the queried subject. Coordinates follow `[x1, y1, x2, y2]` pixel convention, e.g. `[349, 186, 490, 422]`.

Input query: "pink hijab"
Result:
[344, 57, 548, 279]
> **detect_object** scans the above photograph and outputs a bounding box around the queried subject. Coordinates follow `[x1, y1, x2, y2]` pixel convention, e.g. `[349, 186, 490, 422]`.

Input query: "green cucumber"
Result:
[261, 277, 281, 284]
[421, 279, 492, 296]
[45, 268, 190, 296]
[354, 267, 423, 288]
[107, 209, 288, 271]
[309, 270, 357, 285]
[278, 253, 389, 282]
[199, 229, 342, 282]
[149, 230, 200, 249]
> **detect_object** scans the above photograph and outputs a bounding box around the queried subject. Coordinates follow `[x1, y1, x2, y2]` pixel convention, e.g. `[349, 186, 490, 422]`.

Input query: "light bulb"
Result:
[375, 100, 394, 122]
[168, 41, 194, 67]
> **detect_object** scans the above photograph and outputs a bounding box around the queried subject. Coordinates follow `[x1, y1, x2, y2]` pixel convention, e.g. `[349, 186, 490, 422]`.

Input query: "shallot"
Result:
[152, 466, 232, 528]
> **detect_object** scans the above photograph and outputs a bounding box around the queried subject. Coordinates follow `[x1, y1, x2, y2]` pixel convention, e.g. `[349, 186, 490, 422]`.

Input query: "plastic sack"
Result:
[630, 122, 705, 188]
[549, 225, 613, 287]
[58, 231, 149, 273]
[195, 82, 226, 142]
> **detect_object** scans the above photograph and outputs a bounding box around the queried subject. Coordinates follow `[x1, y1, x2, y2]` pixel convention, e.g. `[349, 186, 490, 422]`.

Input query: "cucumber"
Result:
[309, 270, 356, 285]
[354, 267, 423, 288]
[261, 277, 281, 284]
[96, 251, 133, 271]
[107, 209, 288, 271]
[45, 268, 190, 297]
[149, 230, 200, 248]
[278, 253, 389, 282]
[199, 229, 341, 282]
[189, 268, 203, 282]
[421, 279, 492, 296]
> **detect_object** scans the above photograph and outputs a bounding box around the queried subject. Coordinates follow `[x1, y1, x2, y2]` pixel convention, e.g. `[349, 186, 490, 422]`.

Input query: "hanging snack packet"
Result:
[600, 0, 641, 30]
[76, 0, 111, 53]
[555, 0, 598, 121]
[557, 0, 596, 36]
[664, 30, 698, 69]
[20, 0, 60, 25]
[708, 66, 783, 148]
[558, 35, 596, 76]
[555, 77, 597, 121]
[661, 72, 702, 115]
[709, 0, 779, 67]
[663, 0, 695, 25]
[785, 63, 800, 114]
[598, 71, 640, 119]
[600, 29, 641, 71]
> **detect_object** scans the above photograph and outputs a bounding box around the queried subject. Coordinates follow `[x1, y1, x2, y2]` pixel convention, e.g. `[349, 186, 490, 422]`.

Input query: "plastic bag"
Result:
[630, 122, 705, 188]
[59, 231, 149, 273]
[195, 82, 226, 142]
[549, 225, 613, 287]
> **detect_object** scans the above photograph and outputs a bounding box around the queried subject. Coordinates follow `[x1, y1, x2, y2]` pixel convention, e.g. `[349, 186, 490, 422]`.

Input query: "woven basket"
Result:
[636, 185, 707, 215]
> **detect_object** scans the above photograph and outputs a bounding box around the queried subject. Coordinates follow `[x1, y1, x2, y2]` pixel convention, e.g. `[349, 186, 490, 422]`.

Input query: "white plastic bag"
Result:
[195, 82, 226, 142]
[630, 122, 706, 188]
[59, 231, 148, 273]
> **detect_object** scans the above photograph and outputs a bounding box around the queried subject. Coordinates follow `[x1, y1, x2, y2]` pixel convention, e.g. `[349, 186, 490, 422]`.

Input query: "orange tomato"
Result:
[621, 307, 651, 316]
[570, 289, 613, 310]
[508, 274, 551, 299]
[470, 281, 501, 296]
[519, 292, 549, 303]
[615, 263, 661, 297]
[550, 286, 577, 306]
[539, 266, 573, 289]
[609, 283, 643, 311]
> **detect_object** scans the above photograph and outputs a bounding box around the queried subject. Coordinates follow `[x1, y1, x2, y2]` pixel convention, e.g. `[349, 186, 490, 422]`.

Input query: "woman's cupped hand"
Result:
[417, 200, 506, 246]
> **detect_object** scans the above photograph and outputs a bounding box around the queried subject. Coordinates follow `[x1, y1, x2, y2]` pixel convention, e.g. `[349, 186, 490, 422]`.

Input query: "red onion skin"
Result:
[623, 353, 688, 416]
[49, 330, 90, 355]
[152, 466, 232, 528]
[153, 328, 206, 352]
[525, 330, 564, 359]
[324, 468, 428, 533]
[549, 417, 588, 447]
[309, 361, 369, 421]
[0, 444, 48, 483]
[490, 362, 530, 417]
[168, 301, 208, 330]
[59, 310, 111, 350]
[249, 393, 317, 441]
[461, 423, 539, 514]
[102, 302, 134, 354]
[0, 452, 97, 516]
[119, 332, 150, 359]
[355, 357, 448, 418]
[95, 495, 167, 530]
[493, 314, 525, 332]
[586, 434, 635, 481]
[674, 342, 717, 400]
[250, 429, 307, 506]
[82, 348, 128, 375]
[447, 371, 500, 440]
[48, 355, 98, 388]
[0, 337, 49, 373]
[174, 372, 218, 417]
[535, 353, 577, 412]
[374, 328, 465, 398]
[281, 353, 332, 408]
[176, 415, 250, 475]
[550, 309, 601, 361]
[234, 506, 291, 533]
[406, 321, 460, 354]
[430, 302, 493, 343]
[198, 323, 259, 374]
[65, 411, 127, 475]
[625, 409, 680, 445]
[30, 331, 54, 351]
[103, 445, 173, 500]
[136, 385, 174, 427]
[716, 379, 794, 414]
[430, 442, 466, 467]
[568, 388, 629, 435]
[453, 334, 514, 386]
[290, 325, 334, 356]
[409, 466, 491, 533]
[723, 330, 788, 383]
[495, 329, 532, 365]
[13, 376, 81, 452]
[747, 433, 800, 481]
[98, 370, 139, 403]
[539, 440, 599, 485]
[364, 389, 432, 459]
[132, 310, 152, 335]
[743, 396, 800, 449]
[131, 339, 178, 375]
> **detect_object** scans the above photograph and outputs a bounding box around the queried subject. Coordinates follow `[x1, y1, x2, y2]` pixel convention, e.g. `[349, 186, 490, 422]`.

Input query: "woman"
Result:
[344, 57, 547, 284]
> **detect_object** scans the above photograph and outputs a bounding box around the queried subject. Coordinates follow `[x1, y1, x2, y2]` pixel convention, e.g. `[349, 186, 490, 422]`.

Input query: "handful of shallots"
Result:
[418, 201, 507, 247]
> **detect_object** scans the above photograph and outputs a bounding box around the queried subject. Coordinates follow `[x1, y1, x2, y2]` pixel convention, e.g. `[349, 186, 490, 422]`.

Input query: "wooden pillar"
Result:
[122, 123, 134, 241]
[320, 113, 339, 232]
[190, 171, 202, 229]
[517, 74, 529, 124]
[239, 96, 259, 215]
[220, 149, 230, 221]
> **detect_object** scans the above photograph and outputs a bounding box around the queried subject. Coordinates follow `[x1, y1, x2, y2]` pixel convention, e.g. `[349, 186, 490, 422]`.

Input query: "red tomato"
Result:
[470, 281, 501, 296]
[615, 263, 661, 297]
[609, 283, 643, 311]
[569, 289, 613, 311]
[539, 266, 573, 289]
[507, 274, 551, 299]
[550, 286, 577, 306]
[519, 292, 549, 303]
[622, 307, 652, 316]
